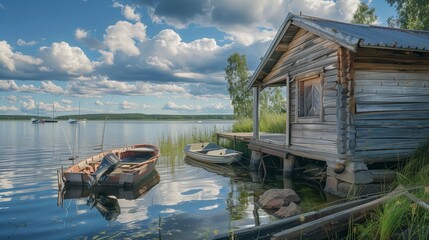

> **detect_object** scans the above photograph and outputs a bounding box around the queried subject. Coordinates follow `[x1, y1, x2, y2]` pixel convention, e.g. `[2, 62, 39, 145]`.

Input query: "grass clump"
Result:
[232, 113, 286, 133]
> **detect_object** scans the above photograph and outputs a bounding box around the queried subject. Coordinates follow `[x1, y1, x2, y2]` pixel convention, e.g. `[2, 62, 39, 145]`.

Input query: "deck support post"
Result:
[253, 86, 260, 140]
[283, 155, 295, 178]
[250, 150, 262, 171]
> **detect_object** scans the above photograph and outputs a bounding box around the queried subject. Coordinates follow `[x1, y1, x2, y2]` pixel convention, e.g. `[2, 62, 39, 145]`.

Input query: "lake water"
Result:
[0, 120, 328, 239]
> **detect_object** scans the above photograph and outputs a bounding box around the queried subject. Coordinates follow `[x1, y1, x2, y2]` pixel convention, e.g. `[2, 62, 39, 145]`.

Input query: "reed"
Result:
[157, 126, 219, 164]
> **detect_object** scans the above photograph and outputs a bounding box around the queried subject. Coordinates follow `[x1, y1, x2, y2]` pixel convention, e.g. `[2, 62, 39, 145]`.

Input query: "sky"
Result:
[0, 0, 396, 116]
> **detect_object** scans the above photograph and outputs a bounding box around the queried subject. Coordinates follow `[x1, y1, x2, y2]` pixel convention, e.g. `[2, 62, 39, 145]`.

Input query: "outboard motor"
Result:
[89, 153, 120, 187]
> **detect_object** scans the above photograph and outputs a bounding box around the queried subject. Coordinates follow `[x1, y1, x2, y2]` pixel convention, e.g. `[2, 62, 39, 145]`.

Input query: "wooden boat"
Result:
[57, 170, 160, 221]
[58, 144, 160, 188]
[183, 142, 242, 164]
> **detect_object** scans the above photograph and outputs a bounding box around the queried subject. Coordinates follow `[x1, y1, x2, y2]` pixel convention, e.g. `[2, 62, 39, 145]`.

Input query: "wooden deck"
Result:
[217, 132, 339, 161]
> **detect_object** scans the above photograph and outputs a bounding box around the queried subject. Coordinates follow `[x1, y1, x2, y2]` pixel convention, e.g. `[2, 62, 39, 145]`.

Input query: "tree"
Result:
[225, 53, 287, 119]
[351, 2, 377, 25]
[225, 53, 252, 119]
[260, 87, 286, 115]
[386, 0, 429, 30]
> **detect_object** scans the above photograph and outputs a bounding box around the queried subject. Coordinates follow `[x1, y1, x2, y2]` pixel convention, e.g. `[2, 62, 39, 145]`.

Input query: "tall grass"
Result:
[157, 127, 219, 165]
[350, 144, 429, 239]
[232, 113, 286, 133]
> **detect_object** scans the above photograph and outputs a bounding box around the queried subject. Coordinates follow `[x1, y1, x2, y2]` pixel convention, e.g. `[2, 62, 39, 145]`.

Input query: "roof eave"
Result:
[247, 13, 296, 90]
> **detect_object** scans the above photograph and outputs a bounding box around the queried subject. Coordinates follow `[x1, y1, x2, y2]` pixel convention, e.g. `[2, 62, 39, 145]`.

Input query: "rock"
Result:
[274, 202, 302, 218]
[258, 189, 300, 210]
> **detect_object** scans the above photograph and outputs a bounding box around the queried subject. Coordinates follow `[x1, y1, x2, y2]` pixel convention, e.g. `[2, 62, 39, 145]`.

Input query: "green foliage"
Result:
[351, 2, 377, 24]
[225, 53, 252, 119]
[387, 0, 429, 30]
[260, 87, 287, 115]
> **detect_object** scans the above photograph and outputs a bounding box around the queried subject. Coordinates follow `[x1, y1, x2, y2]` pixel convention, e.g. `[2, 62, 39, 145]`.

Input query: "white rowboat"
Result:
[183, 142, 242, 164]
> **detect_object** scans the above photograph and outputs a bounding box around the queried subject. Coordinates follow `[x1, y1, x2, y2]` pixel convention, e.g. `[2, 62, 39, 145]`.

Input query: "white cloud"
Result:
[173, 72, 204, 79]
[162, 101, 200, 111]
[61, 99, 72, 105]
[21, 98, 36, 111]
[95, 100, 105, 106]
[119, 100, 149, 110]
[0, 105, 18, 111]
[146, 56, 174, 70]
[0, 80, 65, 94]
[99, 50, 114, 65]
[144, 0, 360, 46]
[17, 39, 37, 46]
[113, 2, 141, 22]
[40, 81, 64, 94]
[75, 28, 88, 39]
[0, 41, 42, 71]
[104, 21, 147, 56]
[67, 78, 187, 97]
[123, 5, 141, 22]
[39, 41, 94, 75]
[6, 95, 17, 103]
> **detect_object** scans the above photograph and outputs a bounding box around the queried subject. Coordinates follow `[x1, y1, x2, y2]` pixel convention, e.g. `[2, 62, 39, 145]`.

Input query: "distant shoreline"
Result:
[0, 113, 234, 121]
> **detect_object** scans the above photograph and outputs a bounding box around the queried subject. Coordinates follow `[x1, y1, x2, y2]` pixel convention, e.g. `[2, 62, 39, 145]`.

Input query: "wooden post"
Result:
[253, 86, 260, 139]
[285, 76, 290, 146]
[283, 155, 295, 178]
[250, 150, 262, 171]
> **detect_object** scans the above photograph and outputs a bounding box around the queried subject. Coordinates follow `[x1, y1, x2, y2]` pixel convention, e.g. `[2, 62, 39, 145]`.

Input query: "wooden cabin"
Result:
[247, 13, 429, 197]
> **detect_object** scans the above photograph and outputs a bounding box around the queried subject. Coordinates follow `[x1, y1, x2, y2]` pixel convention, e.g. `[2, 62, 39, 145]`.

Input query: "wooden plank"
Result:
[355, 111, 429, 120]
[355, 62, 429, 71]
[355, 71, 429, 81]
[405, 192, 429, 211]
[272, 186, 407, 240]
[356, 138, 422, 149]
[355, 79, 429, 87]
[291, 123, 336, 131]
[356, 102, 429, 113]
[355, 148, 415, 159]
[213, 196, 379, 240]
[356, 128, 429, 139]
[290, 129, 337, 141]
[355, 85, 429, 95]
[355, 94, 429, 103]
[354, 119, 429, 128]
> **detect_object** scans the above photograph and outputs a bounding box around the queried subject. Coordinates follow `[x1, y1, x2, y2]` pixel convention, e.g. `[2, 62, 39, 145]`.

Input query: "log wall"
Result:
[353, 48, 429, 163]
[262, 29, 340, 159]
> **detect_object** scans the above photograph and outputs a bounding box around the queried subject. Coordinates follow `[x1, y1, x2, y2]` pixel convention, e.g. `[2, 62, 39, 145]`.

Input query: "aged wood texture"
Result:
[336, 48, 356, 158]
[262, 29, 340, 157]
[354, 48, 429, 163]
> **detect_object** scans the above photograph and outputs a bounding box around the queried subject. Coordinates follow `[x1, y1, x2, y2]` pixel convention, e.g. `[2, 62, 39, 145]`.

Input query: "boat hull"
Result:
[183, 142, 242, 164]
[61, 144, 160, 187]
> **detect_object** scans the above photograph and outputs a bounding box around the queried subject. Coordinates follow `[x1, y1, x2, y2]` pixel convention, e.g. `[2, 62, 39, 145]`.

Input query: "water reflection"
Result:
[184, 157, 238, 178]
[58, 170, 160, 221]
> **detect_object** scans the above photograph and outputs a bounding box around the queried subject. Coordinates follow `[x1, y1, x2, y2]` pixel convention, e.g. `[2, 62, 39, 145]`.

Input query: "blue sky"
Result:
[0, 0, 395, 116]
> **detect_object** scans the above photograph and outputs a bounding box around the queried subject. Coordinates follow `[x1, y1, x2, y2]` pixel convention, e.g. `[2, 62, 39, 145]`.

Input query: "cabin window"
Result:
[297, 75, 322, 120]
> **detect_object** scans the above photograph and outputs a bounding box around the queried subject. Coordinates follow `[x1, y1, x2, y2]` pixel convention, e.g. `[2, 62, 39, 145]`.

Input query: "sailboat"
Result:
[45, 102, 58, 123]
[31, 103, 45, 124]
[68, 102, 86, 124]
[31, 102, 58, 123]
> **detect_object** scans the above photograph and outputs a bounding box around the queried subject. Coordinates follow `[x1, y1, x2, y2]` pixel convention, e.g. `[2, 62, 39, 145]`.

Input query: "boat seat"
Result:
[207, 149, 227, 155]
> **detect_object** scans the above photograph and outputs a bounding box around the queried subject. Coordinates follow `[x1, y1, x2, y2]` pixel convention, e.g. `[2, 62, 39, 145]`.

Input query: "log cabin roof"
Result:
[249, 13, 429, 88]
